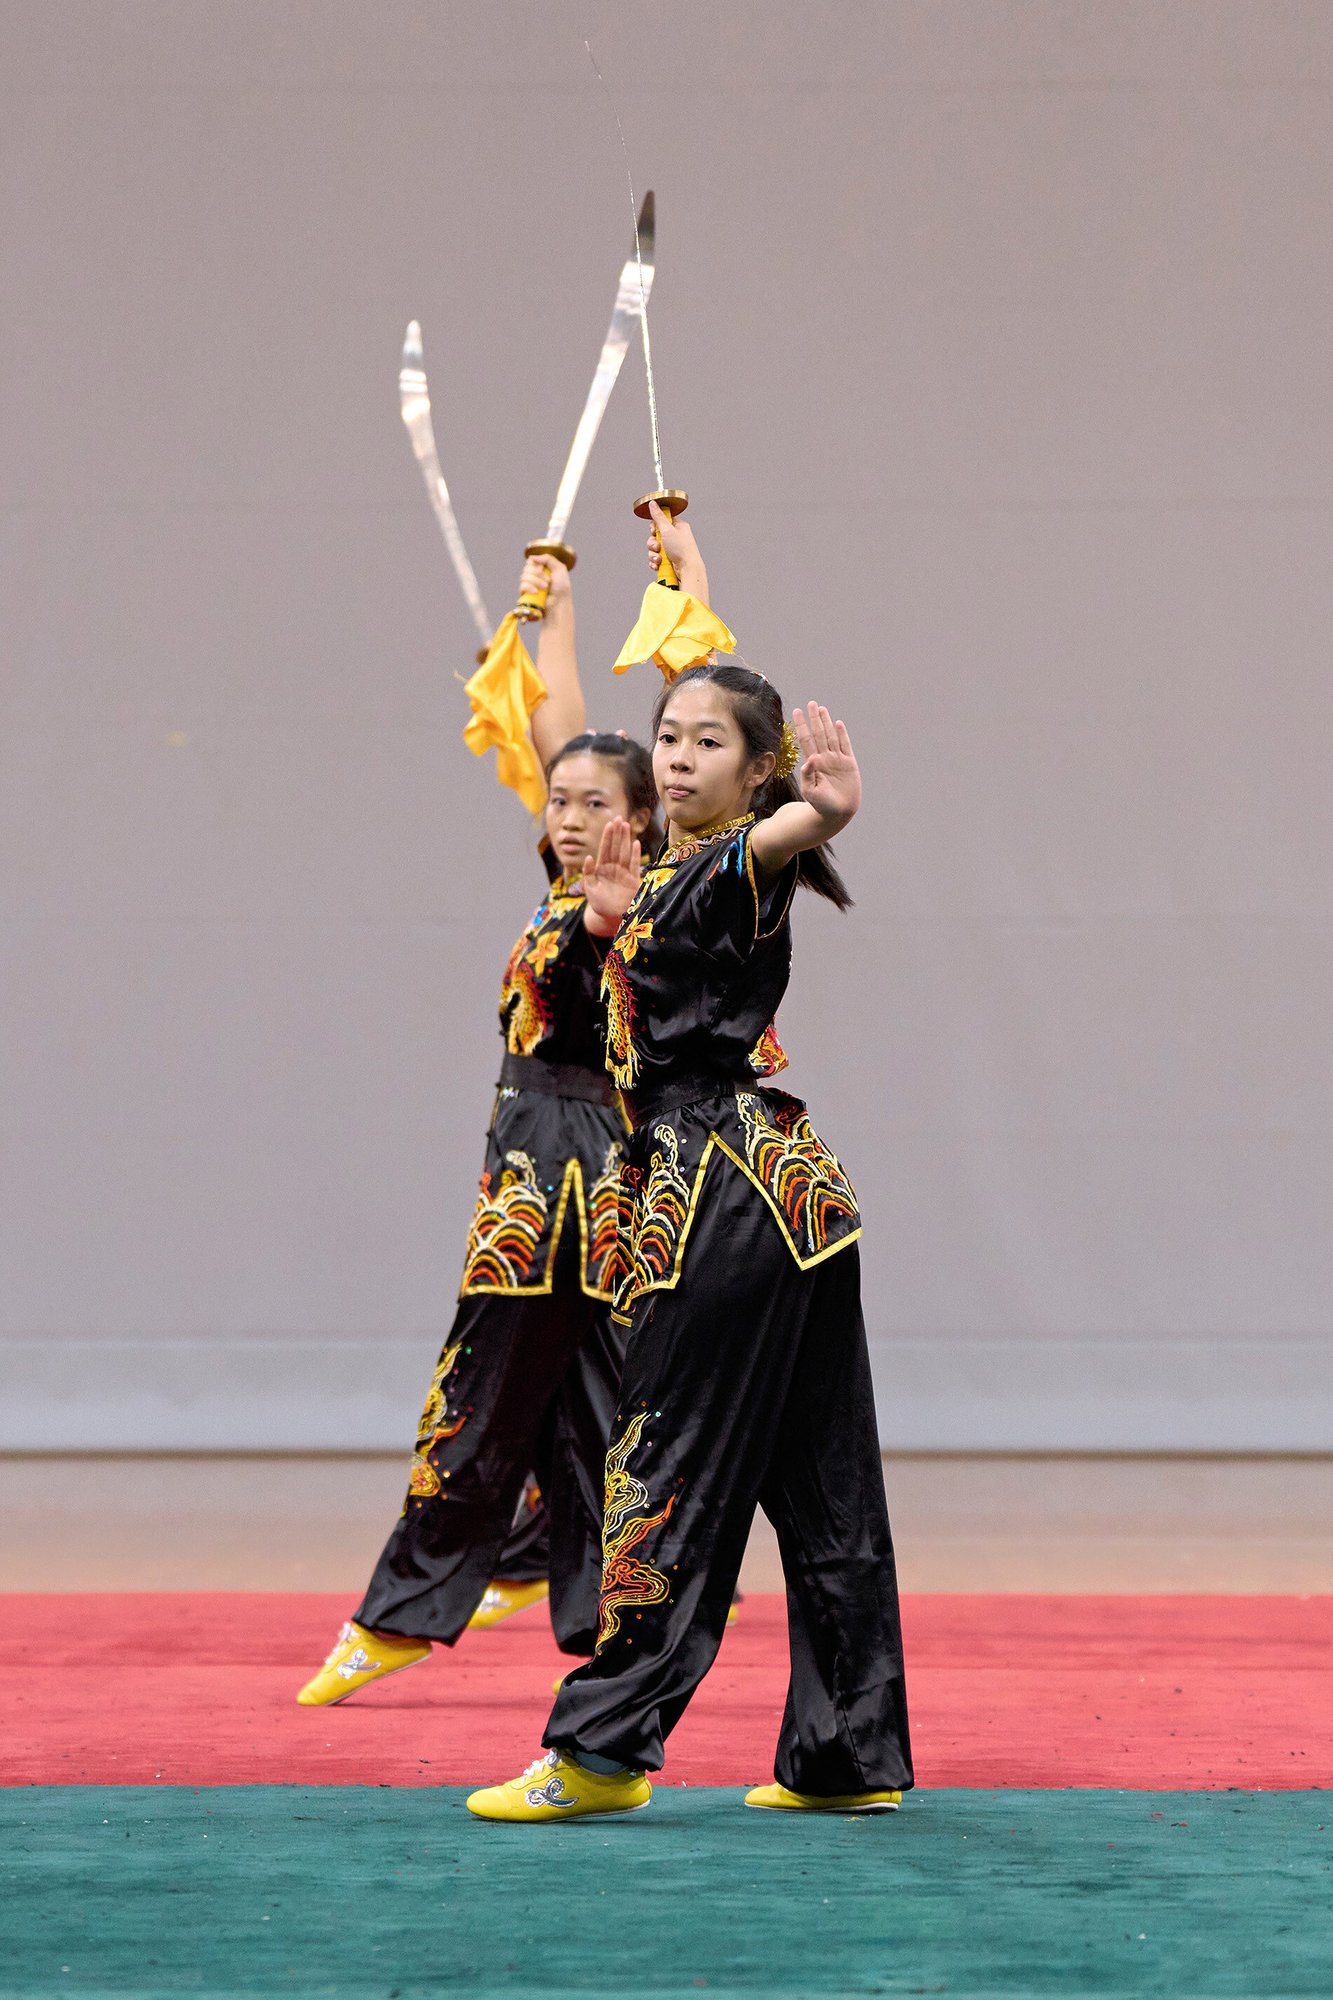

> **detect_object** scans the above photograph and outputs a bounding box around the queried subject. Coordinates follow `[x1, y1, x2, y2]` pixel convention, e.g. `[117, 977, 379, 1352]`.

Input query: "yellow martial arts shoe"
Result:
[467, 1750, 651, 1823]
[744, 1783, 901, 1814]
[466, 1579, 550, 1630]
[295, 1621, 431, 1706]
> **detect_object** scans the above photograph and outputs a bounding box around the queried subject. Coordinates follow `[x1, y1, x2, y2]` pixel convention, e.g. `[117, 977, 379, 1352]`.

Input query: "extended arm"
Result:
[526, 556, 586, 771]
[749, 704, 861, 875]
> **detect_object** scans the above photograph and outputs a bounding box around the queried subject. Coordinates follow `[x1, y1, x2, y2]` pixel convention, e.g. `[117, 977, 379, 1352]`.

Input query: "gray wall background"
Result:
[3, 0, 1330, 1451]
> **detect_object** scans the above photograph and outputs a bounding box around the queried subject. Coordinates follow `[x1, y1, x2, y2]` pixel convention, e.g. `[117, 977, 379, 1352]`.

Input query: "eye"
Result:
[699, 735, 721, 750]
[657, 727, 676, 744]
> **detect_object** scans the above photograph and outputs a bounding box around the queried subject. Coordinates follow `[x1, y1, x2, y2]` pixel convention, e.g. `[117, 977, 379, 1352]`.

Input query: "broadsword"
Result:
[399, 320, 494, 660]
[515, 191, 656, 621]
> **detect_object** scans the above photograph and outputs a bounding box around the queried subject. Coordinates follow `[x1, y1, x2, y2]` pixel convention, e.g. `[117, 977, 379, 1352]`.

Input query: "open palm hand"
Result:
[793, 703, 861, 822]
[582, 817, 642, 928]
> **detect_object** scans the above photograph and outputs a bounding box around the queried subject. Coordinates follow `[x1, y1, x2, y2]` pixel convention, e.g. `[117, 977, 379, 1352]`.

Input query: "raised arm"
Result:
[645, 500, 711, 606]
[525, 555, 586, 771]
[749, 704, 861, 875]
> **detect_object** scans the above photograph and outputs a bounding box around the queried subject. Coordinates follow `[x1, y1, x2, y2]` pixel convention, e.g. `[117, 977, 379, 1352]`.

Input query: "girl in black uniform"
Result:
[298, 553, 657, 1704]
[468, 510, 912, 1818]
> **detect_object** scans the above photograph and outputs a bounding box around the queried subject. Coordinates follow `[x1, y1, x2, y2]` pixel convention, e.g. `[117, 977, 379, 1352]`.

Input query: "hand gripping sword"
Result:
[514, 191, 657, 621]
[398, 320, 494, 664]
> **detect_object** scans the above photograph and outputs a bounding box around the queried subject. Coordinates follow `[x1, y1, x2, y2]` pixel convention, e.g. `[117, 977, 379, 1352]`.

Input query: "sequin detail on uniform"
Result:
[461, 1152, 549, 1290]
[737, 1091, 859, 1256]
[596, 1410, 676, 1649]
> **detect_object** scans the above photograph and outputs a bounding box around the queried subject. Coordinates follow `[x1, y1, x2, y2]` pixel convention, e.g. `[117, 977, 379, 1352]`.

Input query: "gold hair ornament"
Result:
[773, 722, 800, 781]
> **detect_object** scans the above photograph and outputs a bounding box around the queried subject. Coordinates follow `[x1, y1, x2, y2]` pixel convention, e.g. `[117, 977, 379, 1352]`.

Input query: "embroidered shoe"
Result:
[744, 1783, 902, 1814]
[295, 1621, 431, 1706]
[466, 1579, 550, 1631]
[466, 1750, 651, 1823]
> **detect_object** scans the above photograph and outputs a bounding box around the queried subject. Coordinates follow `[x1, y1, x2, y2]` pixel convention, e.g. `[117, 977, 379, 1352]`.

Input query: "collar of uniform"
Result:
[661, 811, 756, 865]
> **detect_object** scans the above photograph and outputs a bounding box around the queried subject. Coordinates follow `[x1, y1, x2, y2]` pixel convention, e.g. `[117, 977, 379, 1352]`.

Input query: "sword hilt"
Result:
[633, 490, 688, 589]
[515, 540, 577, 622]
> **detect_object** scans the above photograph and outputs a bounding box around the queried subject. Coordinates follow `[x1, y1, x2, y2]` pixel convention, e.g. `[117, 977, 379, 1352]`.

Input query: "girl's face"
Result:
[546, 753, 648, 874]
[653, 681, 772, 834]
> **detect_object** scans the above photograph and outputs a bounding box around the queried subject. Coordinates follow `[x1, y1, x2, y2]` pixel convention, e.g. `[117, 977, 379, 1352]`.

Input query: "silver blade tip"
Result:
[402, 320, 423, 364]
[636, 190, 655, 253]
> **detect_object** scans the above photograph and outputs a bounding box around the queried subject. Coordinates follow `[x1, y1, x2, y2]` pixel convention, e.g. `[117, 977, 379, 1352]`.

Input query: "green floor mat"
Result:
[2, 1787, 1329, 1998]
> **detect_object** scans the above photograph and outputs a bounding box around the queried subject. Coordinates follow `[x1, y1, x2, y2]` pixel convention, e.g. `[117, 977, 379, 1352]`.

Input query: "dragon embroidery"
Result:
[498, 879, 581, 1056]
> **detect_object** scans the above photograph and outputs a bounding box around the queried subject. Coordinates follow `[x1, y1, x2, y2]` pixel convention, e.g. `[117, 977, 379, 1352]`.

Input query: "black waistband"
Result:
[498, 1050, 617, 1108]
[625, 1070, 755, 1131]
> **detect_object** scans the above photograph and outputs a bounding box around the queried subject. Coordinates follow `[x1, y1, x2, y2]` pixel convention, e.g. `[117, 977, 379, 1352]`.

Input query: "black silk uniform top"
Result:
[600, 814, 862, 1323]
[458, 854, 627, 1302]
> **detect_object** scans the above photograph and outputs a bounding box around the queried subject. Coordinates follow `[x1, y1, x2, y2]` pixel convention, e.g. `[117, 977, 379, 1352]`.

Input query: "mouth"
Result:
[665, 784, 694, 801]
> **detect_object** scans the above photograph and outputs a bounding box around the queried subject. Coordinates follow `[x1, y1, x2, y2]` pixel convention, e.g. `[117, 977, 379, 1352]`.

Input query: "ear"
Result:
[747, 751, 777, 795]
[628, 805, 653, 838]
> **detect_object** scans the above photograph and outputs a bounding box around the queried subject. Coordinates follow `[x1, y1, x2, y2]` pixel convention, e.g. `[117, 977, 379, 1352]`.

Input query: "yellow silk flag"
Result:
[463, 613, 548, 814]
[613, 581, 736, 681]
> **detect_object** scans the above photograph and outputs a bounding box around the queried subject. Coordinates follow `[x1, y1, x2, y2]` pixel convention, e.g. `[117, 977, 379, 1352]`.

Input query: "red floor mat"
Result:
[5, 1592, 1329, 1789]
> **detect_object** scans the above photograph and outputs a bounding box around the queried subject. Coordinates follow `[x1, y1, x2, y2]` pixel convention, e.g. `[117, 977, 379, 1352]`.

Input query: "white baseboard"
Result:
[2, 1333, 1329, 1452]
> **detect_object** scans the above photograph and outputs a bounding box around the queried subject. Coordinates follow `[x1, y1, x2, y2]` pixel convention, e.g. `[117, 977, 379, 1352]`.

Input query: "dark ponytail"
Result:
[650, 663, 852, 910]
[546, 731, 664, 851]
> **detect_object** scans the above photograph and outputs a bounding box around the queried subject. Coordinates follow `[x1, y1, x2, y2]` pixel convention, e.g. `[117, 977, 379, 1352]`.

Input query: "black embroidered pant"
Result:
[489, 1475, 549, 1585]
[544, 1163, 913, 1792]
[356, 1224, 623, 1655]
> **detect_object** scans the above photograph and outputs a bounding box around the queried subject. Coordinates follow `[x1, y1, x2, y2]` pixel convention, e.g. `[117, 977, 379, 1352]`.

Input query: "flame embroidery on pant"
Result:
[736, 1092, 859, 1256]
[612, 1123, 691, 1318]
[602, 914, 653, 1089]
[415, 1339, 464, 1447]
[461, 1151, 549, 1289]
[406, 1337, 468, 1500]
[596, 1409, 676, 1649]
[585, 1141, 625, 1295]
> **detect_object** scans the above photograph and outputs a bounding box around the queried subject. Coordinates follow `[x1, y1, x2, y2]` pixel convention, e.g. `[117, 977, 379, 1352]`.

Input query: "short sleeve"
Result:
[694, 825, 797, 958]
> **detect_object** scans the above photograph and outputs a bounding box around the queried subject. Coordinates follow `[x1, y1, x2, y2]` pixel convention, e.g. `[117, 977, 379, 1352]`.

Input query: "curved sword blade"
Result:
[544, 191, 655, 545]
[399, 320, 493, 645]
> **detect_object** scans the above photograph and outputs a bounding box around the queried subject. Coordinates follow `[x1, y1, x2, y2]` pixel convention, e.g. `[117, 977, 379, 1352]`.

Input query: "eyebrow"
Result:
[661, 715, 730, 733]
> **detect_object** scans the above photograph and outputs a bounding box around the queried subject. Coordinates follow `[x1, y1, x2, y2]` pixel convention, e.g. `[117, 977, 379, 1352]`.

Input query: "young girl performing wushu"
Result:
[298, 553, 656, 1703]
[467, 517, 912, 1819]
